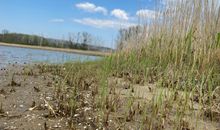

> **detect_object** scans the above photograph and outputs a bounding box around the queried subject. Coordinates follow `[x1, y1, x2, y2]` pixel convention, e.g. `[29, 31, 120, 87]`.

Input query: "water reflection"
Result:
[0, 46, 99, 68]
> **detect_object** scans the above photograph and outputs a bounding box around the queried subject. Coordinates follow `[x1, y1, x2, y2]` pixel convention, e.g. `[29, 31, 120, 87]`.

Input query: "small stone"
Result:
[46, 97, 52, 101]
[53, 124, 58, 128]
[84, 107, 91, 112]
[74, 114, 80, 117]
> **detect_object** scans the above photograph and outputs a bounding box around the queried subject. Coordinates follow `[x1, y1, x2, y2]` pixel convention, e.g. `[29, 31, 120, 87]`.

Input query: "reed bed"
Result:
[45, 0, 220, 129]
[101, 0, 220, 129]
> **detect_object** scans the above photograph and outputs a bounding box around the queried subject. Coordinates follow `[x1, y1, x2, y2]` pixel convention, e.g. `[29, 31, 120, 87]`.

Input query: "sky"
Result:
[0, 0, 165, 48]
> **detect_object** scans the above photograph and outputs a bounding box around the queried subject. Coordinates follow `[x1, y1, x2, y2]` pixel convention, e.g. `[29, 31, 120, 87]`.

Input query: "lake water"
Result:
[0, 45, 99, 68]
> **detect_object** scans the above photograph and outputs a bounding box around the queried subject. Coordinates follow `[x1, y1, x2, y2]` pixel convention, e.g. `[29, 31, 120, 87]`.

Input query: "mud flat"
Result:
[0, 64, 69, 129]
[0, 63, 219, 130]
[0, 63, 104, 130]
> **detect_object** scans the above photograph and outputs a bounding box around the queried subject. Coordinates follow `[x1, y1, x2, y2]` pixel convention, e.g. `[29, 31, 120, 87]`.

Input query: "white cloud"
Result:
[136, 9, 158, 19]
[111, 9, 129, 20]
[74, 18, 136, 29]
[75, 2, 107, 15]
[50, 19, 64, 23]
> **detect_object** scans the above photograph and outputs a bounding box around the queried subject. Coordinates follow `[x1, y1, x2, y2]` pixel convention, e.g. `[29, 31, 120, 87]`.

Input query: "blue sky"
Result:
[0, 0, 163, 48]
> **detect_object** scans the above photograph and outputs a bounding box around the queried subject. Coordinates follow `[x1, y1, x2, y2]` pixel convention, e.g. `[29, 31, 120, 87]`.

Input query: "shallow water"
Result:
[0, 45, 99, 68]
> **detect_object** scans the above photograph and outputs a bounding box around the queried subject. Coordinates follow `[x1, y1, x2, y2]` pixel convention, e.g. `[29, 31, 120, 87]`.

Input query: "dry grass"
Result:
[31, 0, 220, 129]
[101, 0, 220, 129]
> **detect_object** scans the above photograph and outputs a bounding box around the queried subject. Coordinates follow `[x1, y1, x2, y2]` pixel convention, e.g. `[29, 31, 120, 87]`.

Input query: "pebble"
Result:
[84, 107, 91, 112]
[53, 124, 58, 128]
[46, 96, 52, 101]
[13, 105, 17, 108]
[74, 114, 80, 117]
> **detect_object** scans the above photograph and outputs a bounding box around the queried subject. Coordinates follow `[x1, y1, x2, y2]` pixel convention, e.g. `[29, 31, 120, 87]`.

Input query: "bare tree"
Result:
[2, 29, 9, 35]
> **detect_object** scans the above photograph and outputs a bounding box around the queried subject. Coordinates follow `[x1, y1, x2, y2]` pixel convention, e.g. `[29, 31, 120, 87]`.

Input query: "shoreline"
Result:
[0, 42, 111, 57]
[1, 63, 219, 129]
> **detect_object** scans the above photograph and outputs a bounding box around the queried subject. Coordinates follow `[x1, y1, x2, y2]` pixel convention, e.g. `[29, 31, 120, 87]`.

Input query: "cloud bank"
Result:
[111, 9, 129, 20]
[136, 9, 158, 19]
[76, 2, 107, 15]
[74, 18, 136, 29]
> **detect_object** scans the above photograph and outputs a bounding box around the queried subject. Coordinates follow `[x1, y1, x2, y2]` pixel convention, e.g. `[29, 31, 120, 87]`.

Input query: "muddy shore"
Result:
[0, 63, 98, 130]
[0, 64, 70, 129]
[0, 63, 219, 130]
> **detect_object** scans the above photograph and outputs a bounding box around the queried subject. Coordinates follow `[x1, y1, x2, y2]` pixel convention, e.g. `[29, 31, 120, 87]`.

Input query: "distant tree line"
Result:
[0, 29, 111, 51]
